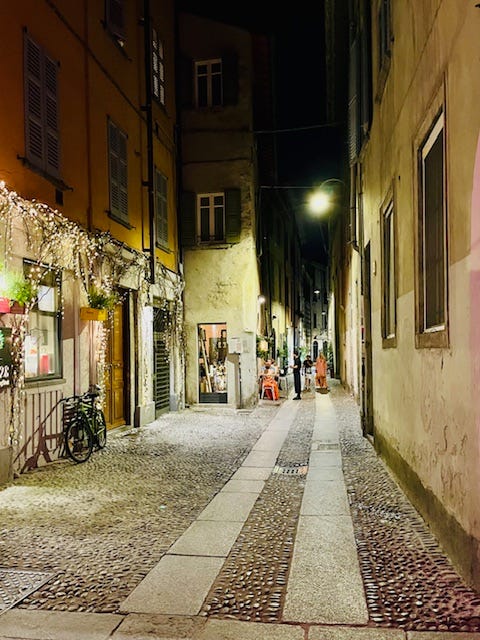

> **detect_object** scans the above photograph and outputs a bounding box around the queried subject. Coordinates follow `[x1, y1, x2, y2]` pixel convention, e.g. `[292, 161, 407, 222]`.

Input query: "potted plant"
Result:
[0, 268, 38, 314]
[80, 283, 117, 321]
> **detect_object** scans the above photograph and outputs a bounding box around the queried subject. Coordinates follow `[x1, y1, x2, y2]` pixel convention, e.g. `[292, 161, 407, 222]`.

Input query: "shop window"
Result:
[24, 266, 61, 380]
[198, 324, 227, 403]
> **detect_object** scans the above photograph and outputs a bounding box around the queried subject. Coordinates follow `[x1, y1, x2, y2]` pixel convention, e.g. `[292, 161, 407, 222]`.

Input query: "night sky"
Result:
[176, 2, 347, 262]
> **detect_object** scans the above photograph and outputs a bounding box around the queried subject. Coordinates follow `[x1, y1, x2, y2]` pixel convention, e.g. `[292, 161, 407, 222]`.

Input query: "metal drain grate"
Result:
[0, 568, 54, 614]
[272, 464, 308, 476]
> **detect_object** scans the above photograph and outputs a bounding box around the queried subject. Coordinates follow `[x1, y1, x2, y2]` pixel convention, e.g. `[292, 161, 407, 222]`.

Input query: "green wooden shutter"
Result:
[179, 55, 194, 108]
[180, 191, 196, 246]
[225, 189, 241, 244]
[222, 53, 238, 106]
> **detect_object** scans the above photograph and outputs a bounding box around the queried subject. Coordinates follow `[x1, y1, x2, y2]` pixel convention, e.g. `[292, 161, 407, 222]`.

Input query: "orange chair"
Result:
[261, 377, 279, 400]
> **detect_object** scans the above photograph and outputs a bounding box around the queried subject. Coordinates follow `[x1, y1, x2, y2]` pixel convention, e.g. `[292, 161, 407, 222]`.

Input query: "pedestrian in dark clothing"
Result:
[292, 350, 302, 399]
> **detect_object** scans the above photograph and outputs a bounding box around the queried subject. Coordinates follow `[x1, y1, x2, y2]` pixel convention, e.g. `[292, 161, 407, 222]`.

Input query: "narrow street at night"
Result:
[1, 384, 479, 639]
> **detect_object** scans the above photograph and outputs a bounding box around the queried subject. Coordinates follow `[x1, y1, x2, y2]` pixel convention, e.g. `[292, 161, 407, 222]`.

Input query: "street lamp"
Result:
[307, 178, 345, 216]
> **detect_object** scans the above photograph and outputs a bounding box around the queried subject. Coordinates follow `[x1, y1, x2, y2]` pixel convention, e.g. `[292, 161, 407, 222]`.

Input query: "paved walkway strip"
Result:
[120, 400, 301, 616]
[283, 392, 368, 624]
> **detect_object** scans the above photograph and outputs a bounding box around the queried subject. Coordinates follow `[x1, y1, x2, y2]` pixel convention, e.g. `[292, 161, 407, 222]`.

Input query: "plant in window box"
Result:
[80, 284, 117, 321]
[0, 268, 38, 314]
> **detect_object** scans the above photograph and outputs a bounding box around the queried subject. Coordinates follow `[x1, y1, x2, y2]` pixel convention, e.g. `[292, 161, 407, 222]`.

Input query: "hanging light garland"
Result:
[0, 181, 152, 444]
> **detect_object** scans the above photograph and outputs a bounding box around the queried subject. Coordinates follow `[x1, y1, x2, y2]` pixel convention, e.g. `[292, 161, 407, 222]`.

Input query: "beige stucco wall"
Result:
[358, 2, 480, 583]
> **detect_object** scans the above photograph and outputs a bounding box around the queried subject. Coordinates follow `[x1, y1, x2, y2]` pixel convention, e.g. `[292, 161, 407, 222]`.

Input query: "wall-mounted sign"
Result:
[0, 327, 12, 388]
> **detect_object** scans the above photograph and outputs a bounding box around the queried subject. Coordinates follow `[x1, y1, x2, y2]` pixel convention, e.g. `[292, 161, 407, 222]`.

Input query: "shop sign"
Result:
[0, 327, 12, 388]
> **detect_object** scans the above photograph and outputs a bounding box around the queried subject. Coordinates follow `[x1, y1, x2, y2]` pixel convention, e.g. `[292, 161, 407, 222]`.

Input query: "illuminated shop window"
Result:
[24, 267, 61, 380]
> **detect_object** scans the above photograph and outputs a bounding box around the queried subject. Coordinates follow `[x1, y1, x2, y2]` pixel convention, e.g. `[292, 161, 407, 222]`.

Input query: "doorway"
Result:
[104, 302, 128, 429]
[153, 306, 171, 415]
[362, 242, 374, 437]
[198, 323, 227, 403]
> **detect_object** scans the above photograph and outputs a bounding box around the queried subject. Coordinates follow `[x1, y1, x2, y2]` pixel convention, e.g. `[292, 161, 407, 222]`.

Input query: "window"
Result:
[108, 119, 128, 223]
[24, 34, 60, 178]
[152, 27, 165, 106]
[378, 0, 392, 71]
[416, 110, 448, 347]
[197, 193, 225, 242]
[155, 169, 168, 247]
[381, 197, 396, 346]
[106, 0, 125, 43]
[195, 59, 222, 108]
[24, 266, 61, 380]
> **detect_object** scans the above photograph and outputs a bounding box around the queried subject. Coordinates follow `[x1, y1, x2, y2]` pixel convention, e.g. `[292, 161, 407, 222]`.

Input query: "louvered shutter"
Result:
[108, 120, 128, 221]
[25, 36, 44, 168]
[222, 53, 238, 106]
[348, 37, 360, 165]
[106, 0, 125, 41]
[180, 191, 196, 246]
[225, 188, 241, 243]
[45, 56, 60, 177]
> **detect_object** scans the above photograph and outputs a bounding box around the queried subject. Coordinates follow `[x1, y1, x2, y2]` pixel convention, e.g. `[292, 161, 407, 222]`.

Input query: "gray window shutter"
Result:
[222, 53, 238, 106]
[108, 119, 128, 221]
[25, 36, 44, 168]
[24, 34, 60, 177]
[45, 55, 60, 177]
[106, 0, 125, 41]
[348, 37, 360, 165]
[179, 56, 193, 108]
[225, 188, 241, 243]
[180, 191, 196, 246]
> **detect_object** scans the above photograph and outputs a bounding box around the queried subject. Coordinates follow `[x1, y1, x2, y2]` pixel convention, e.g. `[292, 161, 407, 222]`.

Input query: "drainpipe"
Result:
[143, 0, 156, 285]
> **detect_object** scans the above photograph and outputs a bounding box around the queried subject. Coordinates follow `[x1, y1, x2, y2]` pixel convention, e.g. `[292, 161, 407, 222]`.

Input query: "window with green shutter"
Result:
[24, 33, 60, 179]
[155, 169, 168, 247]
[108, 118, 128, 223]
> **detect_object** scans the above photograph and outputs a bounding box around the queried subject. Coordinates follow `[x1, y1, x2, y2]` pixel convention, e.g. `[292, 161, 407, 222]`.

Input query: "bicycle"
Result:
[61, 385, 107, 463]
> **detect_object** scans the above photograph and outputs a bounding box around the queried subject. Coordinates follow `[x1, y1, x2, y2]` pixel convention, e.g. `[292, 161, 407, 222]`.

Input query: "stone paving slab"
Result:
[306, 465, 345, 481]
[240, 449, 281, 467]
[229, 466, 271, 480]
[221, 478, 265, 493]
[167, 520, 244, 556]
[283, 515, 368, 624]
[196, 619, 305, 639]
[112, 613, 207, 639]
[300, 480, 351, 516]
[308, 450, 343, 468]
[120, 555, 225, 615]
[196, 491, 259, 521]
[407, 635, 480, 639]
[252, 432, 290, 451]
[309, 628, 405, 639]
[0, 610, 123, 639]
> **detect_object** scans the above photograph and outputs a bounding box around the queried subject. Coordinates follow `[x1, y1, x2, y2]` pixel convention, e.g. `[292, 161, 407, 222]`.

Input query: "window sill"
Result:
[415, 328, 449, 349]
[382, 336, 397, 349]
[17, 156, 73, 192]
[107, 211, 134, 230]
[25, 377, 66, 390]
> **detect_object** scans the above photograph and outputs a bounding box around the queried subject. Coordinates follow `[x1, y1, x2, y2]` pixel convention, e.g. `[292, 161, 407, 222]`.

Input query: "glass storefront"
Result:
[198, 323, 227, 403]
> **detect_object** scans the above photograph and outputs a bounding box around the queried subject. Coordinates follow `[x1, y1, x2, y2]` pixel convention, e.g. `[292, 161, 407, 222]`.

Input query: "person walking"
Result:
[315, 352, 328, 390]
[303, 354, 313, 391]
[292, 349, 302, 399]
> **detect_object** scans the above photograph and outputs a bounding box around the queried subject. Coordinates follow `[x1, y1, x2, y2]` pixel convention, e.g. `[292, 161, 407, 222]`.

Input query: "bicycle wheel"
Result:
[95, 409, 107, 449]
[65, 414, 93, 463]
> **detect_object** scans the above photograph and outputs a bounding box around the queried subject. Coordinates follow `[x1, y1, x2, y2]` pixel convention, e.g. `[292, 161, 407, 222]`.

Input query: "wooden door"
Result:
[104, 303, 126, 429]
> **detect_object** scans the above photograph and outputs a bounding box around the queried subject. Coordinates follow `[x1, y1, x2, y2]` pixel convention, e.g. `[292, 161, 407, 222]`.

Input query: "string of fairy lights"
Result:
[0, 180, 184, 446]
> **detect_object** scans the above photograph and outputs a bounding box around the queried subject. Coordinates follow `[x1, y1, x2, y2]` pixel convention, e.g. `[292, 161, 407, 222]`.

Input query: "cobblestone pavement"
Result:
[1, 382, 480, 635]
[0, 405, 276, 613]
